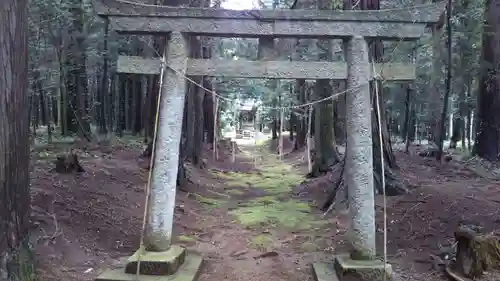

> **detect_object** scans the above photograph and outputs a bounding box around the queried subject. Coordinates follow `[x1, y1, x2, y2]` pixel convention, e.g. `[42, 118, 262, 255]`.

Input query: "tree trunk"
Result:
[66, 1, 91, 140]
[133, 75, 143, 135]
[474, 0, 500, 160]
[435, 0, 453, 160]
[193, 80, 206, 165]
[402, 86, 412, 151]
[0, 1, 34, 280]
[271, 96, 278, 140]
[429, 2, 445, 145]
[311, 79, 340, 176]
[98, 18, 110, 134]
[124, 75, 131, 132]
[361, 0, 407, 195]
[185, 79, 196, 161]
[334, 81, 346, 145]
[293, 79, 307, 150]
[450, 114, 462, 149]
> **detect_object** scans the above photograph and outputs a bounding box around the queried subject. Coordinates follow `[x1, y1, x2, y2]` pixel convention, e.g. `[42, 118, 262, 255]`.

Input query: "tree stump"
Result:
[141, 141, 153, 158]
[53, 153, 85, 173]
[453, 226, 500, 278]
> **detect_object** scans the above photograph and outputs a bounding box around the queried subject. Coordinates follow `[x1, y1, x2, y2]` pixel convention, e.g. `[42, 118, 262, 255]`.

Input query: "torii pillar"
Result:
[95, 32, 203, 281]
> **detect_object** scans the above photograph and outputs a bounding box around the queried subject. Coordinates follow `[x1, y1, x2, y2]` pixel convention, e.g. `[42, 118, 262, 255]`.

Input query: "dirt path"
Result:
[32, 141, 340, 281]
[31, 140, 500, 281]
[185, 142, 338, 281]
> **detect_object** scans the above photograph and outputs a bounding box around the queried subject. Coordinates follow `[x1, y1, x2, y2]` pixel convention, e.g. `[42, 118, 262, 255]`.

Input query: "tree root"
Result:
[321, 159, 347, 213]
[321, 158, 408, 213]
[445, 266, 470, 281]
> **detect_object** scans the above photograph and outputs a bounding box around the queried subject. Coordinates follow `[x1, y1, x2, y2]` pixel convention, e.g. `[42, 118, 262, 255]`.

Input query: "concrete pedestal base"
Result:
[125, 245, 187, 275]
[312, 253, 392, 281]
[96, 245, 203, 281]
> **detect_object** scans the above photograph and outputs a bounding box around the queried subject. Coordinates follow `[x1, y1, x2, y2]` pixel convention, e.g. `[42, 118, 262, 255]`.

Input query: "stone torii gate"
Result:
[93, 1, 445, 280]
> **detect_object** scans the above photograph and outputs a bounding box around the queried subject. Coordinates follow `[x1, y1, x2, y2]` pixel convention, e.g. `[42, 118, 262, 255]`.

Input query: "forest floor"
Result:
[29, 135, 500, 281]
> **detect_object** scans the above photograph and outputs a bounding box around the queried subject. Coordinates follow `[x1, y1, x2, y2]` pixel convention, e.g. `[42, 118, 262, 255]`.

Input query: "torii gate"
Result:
[93, 1, 445, 281]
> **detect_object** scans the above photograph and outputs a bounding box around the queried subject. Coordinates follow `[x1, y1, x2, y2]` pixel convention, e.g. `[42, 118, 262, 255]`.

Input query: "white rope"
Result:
[372, 62, 388, 281]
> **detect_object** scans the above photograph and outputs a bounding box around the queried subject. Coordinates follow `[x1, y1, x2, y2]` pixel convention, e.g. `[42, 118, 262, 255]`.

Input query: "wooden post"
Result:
[345, 36, 376, 259]
[144, 31, 188, 252]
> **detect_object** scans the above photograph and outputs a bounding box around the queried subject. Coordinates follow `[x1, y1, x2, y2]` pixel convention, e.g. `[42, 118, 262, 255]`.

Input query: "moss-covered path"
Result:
[214, 143, 322, 231]
[179, 140, 336, 281]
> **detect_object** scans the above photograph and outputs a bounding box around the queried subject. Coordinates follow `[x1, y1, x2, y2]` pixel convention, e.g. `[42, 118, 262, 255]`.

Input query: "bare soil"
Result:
[31, 139, 500, 281]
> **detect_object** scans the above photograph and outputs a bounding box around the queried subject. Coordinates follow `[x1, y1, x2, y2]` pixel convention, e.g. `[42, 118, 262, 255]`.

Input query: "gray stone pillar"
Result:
[345, 35, 376, 259]
[144, 31, 188, 252]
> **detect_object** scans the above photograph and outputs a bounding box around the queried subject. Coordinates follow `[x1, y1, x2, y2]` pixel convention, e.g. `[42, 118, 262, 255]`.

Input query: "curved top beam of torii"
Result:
[93, 0, 446, 39]
[94, 0, 445, 24]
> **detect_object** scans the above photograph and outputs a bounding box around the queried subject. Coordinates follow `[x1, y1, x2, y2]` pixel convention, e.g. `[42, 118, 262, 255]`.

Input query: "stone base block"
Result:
[95, 248, 203, 281]
[125, 245, 187, 275]
[312, 253, 392, 281]
[311, 262, 340, 281]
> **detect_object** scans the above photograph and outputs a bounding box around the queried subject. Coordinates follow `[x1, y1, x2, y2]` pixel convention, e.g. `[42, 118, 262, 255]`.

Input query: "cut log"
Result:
[452, 225, 500, 278]
[417, 149, 453, 162]
[53, 153, 85, 173]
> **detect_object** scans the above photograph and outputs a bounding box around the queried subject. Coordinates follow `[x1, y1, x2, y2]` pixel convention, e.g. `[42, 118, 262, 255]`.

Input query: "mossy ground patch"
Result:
[249, 234, 274, 250]
[212, 140, 325, 231]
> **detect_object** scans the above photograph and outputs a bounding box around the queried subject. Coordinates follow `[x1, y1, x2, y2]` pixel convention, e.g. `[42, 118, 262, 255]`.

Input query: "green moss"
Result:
[177, 235, 196, 242]
[237, 196, 279, 207]
[300, 241, 318, 252]
[249, 234, 274, 250]
[213, 170, 303, 194]
[226, 189, 245, 195]
[230, 199, 313, 230]
[255, 138, 271, 146]
[192, 194, 224, 208]
[214, 138, 319, 231]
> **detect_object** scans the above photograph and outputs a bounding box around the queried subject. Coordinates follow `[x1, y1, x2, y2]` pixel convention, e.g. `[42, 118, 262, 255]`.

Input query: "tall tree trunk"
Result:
[271, 97, 278, 139]
[0, 1, 34, 280]
[334, 81, 346, 145]
[474, 0, 500, 160]
[361, 0, 407, 195]
[293, 79, 307, 150]
[436, 0, 453, 160]
[402, 85, 412, 149]
[66, 1, 90, 140]
[429, 0, 445, 145]
[98, 18, 110, 134]
[309, 0, 341, 177]
[311, 80, 340, 176]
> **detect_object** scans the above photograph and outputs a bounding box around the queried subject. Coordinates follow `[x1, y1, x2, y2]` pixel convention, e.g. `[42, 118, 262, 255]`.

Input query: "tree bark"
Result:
[359, 0, 407, 195]
[311, 79, 341, 176]
[474, 0, 500, 160]
[0, 1, 34, 279]
[293, 79, 307, 150]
